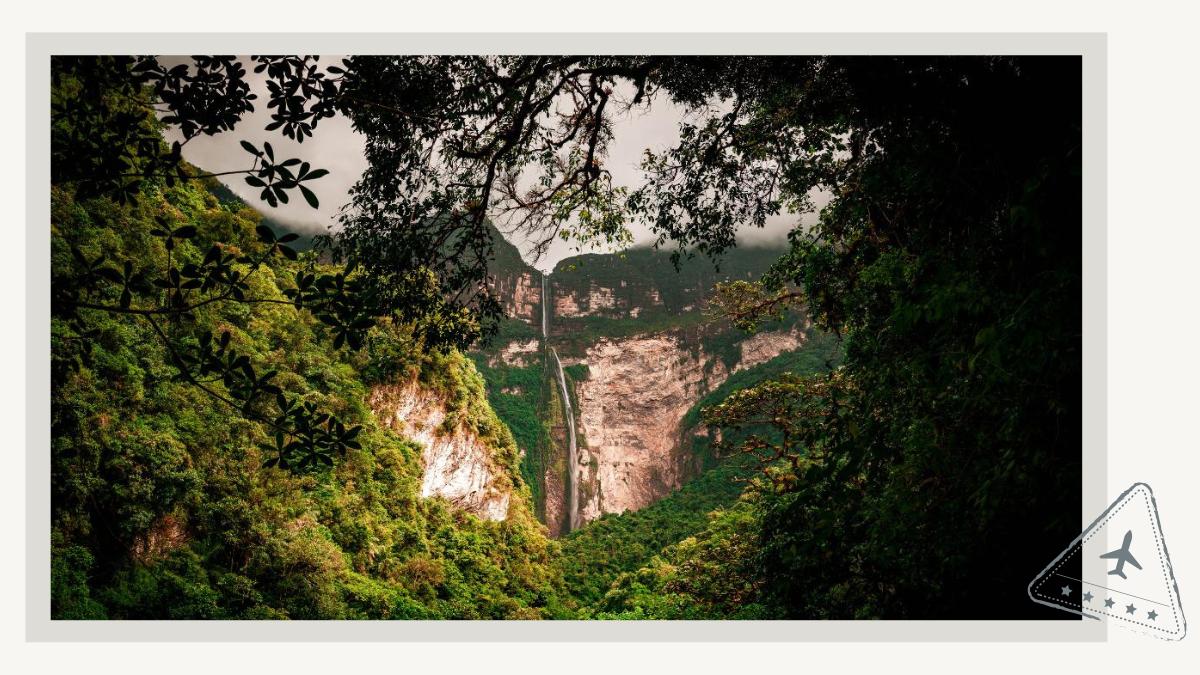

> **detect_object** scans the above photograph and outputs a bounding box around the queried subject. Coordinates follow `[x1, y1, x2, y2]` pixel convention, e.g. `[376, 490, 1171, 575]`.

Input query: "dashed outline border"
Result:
[1027, 482, 1187, 640]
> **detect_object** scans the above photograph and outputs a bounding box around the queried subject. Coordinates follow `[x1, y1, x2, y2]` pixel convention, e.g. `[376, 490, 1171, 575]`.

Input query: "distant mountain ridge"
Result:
[201, 173, 322, 251]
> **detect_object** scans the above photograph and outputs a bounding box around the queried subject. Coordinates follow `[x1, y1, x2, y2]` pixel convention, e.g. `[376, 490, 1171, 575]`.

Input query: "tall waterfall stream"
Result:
[544, 275, 580, 532]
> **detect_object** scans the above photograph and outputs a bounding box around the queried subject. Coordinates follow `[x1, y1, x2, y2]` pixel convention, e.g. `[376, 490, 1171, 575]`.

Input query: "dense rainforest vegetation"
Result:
[51, 172, 567, 618]
[50, 55, 1081, 620]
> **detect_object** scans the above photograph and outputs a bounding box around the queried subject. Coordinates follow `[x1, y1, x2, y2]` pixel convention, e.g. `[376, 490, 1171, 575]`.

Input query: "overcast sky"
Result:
[171, 58, 805, 272]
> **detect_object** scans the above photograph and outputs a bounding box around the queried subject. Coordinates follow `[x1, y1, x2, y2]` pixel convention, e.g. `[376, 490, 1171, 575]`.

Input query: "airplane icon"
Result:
[1100, 529, 1143, 580]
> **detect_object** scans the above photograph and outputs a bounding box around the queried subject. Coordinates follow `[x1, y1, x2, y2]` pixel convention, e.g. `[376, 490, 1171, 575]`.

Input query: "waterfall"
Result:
[551, 347, 580, 532]
[545, 275, 579, 530]
[541, 275, 548, 338]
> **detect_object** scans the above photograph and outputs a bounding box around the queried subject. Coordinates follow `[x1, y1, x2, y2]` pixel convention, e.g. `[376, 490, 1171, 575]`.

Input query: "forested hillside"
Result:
[51, 174, 566, 619]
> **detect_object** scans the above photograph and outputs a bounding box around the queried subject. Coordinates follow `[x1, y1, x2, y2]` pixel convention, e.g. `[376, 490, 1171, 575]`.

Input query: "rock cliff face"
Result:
[573, 334, 715, 519]
[734, 325, 808, 372]
[370, 381, 511, 521]
[485, 220, 546, 327]
[491, 338, 540, 368]
[541, 455, 568, 537]
[494, 270, 542, 324]
[552, 281, 661, 319]
[545, 247, 777, 331]
[571, 327, 804, 524]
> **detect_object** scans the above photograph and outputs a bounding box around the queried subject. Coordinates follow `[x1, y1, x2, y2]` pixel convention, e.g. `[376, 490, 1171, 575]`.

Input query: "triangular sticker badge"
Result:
[1029, 483, 1186, 639]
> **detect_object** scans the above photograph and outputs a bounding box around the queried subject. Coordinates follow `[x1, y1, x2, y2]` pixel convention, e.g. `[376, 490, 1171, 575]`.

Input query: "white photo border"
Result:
[25, 32, 1107, 642]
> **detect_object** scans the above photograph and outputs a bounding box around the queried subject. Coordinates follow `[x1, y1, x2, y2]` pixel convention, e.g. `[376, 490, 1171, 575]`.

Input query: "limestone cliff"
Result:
[369, 380, 511, 521]
[490, 338, 540, 368]
[552, 280, 661, 319]
[546, 247, 779, 330]
[570, 326, 806, 524]
[486, 221, 546, 327]
[494, 270, 542, 324]
[734, 326, 807, 372]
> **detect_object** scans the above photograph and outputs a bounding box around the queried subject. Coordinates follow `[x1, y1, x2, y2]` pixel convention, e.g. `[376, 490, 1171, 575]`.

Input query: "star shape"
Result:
[1082, 591, 1093, 602]
[1104, 597, 1115, 608]
[1061, 585, 1072, 597]
[1126, 603, 1137, 615]
[1147, 610, 1158, 621]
